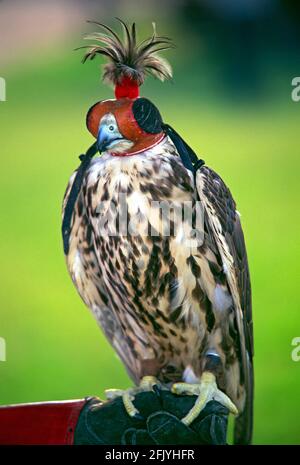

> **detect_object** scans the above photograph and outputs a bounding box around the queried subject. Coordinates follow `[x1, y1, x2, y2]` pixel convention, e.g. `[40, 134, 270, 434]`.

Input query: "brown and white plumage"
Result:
[62, 136, 253, 444]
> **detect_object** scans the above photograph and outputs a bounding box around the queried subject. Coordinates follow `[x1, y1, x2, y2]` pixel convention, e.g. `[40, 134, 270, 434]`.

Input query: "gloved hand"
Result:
[74, 390, 228, 445]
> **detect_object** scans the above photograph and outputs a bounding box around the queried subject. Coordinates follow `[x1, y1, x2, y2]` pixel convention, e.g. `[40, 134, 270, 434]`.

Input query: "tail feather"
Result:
[234, 359, 254, 445]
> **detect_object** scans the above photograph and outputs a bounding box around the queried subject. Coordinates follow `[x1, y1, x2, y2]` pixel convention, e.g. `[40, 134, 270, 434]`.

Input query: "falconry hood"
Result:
[82, 19, 174, 156]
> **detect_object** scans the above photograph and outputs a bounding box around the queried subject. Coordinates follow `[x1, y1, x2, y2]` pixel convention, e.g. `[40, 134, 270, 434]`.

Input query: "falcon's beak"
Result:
[97, 124, 123, 153]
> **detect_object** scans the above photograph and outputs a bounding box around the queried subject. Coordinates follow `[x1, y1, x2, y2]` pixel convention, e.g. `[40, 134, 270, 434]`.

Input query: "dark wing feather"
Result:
[196, 165, 253, 445]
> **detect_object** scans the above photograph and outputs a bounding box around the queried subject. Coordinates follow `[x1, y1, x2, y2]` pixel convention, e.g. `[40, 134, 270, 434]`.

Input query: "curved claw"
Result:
[213, 390, 238, 415]
[152, 384, 161, 398]
[132, 412, 145, 421]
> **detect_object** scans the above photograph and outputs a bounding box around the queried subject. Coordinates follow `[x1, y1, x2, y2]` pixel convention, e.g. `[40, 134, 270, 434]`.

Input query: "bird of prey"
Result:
[62, 20, 254, 445]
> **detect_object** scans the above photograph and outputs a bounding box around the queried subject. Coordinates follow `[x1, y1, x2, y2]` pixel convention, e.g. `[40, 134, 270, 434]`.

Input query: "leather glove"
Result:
[74, 390, 228, 445]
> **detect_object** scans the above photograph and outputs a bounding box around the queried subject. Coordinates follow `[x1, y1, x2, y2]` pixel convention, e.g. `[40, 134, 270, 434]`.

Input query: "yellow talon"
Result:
[105, 375, 162, 419]
[123, 391, 140, 418]
[172, 371, 238, 426]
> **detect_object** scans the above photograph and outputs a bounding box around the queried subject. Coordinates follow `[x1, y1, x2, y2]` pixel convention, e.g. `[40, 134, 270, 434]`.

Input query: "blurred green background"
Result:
[0, 0, 299, 445]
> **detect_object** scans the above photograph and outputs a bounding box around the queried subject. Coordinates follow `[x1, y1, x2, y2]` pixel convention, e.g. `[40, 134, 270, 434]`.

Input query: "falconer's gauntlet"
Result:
[74, 391, 229, 445]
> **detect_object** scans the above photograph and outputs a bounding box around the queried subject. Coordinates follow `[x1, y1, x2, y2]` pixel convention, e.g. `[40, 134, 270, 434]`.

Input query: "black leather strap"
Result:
[162, 123, 205, 174]
[62, 142, 98, 255]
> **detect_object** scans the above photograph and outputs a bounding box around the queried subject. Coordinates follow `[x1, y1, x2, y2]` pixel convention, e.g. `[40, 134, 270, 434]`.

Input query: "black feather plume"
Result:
[77, 19, 175, 85]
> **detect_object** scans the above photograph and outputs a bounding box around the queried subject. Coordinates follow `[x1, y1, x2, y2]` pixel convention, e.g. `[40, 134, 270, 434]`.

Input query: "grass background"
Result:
[0, 10, 300, 444]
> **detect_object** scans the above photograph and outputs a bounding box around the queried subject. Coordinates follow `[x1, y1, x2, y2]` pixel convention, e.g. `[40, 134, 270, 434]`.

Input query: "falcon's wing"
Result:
[196, 165, 253, 445]
[62, 171, 140, 384]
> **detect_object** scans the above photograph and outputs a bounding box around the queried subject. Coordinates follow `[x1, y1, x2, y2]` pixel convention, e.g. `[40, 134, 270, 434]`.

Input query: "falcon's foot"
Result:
[105, 376, 163, 420]
[172, 371, 238, 426]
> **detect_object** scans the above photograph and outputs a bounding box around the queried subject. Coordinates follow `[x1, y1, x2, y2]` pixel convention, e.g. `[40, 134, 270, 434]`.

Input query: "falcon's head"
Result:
[81, 19, 174, 156]
[87, 97, 164, 156]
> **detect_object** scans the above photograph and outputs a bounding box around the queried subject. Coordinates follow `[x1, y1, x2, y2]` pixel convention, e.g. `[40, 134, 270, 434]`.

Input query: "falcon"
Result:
[62, 19, 254, 445]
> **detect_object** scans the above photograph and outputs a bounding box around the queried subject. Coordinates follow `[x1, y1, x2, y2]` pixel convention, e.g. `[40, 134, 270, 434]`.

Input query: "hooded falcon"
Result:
[62, 20, 254, 445]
